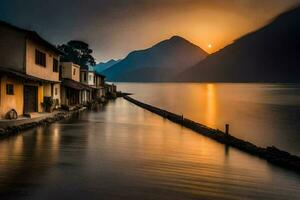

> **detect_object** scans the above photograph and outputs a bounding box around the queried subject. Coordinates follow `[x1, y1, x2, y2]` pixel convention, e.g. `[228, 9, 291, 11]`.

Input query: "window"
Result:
[73, 68, 76, 76]
[53, 58, 59, 72]
[6, 84, 14, 95]
[35, 49, 46, 67]
[84, 73, 87, 81]
[89, 75, 92, 81]
[55, 88, 58, 95]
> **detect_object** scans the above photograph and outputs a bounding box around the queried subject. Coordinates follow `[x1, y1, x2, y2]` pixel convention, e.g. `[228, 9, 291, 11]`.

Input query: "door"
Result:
[24, 85, 38, 113]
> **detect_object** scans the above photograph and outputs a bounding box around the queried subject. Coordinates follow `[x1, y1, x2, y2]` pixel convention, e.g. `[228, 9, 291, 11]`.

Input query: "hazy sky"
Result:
[0, 0, 299, 62]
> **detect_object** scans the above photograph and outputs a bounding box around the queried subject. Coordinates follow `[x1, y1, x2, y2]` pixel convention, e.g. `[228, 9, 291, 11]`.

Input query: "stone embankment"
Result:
[0, 108, 85, 139]
[124, 95, 300, 173]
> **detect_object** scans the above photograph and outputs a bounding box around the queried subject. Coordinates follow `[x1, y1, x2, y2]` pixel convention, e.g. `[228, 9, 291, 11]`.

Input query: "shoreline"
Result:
[124, 95, 300, 173]
[0, 107, 86, 139]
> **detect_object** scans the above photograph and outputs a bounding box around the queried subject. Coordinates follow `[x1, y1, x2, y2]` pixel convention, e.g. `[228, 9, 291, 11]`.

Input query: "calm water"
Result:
[0, 97, 299, 199]
[118, 83, 300, 155]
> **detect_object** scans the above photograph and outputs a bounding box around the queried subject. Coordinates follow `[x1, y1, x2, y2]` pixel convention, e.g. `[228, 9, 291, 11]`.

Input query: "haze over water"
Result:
[0, 94, 300, 199]
[118, 83, 300, 155]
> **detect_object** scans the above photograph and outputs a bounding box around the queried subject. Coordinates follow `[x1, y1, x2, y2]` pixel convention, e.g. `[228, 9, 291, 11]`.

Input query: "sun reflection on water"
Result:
[205, 84, 217, 128]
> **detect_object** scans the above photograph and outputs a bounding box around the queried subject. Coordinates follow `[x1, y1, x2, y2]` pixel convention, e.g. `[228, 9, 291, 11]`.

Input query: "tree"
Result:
[58, 40, 96, 69]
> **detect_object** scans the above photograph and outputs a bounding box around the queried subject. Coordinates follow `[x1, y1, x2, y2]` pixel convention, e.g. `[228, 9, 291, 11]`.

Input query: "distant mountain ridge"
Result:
[94, 59, 120, 74]
[178, 6, 300, 82]
[102, 36, 208, 82]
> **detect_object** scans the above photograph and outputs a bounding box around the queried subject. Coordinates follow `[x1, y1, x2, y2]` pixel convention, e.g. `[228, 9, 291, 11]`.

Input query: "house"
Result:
[94, 72, 106, 101]
[80, 66, 107, 102]
[60, 62, 91, 107]
[0, 20, 62, 119]
[80, 66, 95, 86]
[80, 66, 95, 103]
[105, 83, 117, 99]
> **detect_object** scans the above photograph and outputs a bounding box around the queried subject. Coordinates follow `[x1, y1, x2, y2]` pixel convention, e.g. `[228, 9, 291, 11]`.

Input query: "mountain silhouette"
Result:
[94, 59, 120, 74]
[102, 36, 208, 82]
[178, 6, 300, 82]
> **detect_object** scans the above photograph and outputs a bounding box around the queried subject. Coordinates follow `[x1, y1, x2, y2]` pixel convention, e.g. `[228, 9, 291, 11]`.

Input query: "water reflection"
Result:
[118, 83, 300, 155]
[205, 84, 217, 127]
[0, 126, 65, 198]
[0, 99, 299, 199]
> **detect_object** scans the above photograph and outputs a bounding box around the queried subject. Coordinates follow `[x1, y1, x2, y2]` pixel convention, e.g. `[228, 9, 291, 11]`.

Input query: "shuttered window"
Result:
[35, 49, 46, 67]
[6, 84, 14, 95]
[53, 58, 59, 72]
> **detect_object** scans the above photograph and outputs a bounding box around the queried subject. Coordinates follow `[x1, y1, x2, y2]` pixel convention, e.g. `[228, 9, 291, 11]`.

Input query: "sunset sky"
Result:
[0, 0, 300, 62]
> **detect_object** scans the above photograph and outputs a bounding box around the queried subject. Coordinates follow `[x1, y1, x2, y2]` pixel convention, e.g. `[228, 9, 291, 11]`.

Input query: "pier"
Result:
[124, 95, 300, 173]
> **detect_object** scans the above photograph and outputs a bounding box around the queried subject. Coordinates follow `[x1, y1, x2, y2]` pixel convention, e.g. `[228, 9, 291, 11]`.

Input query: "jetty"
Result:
[123, 95, 300, 173]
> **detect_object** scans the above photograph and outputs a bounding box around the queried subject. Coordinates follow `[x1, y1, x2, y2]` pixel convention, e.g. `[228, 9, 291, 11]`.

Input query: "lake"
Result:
[117, 83, 300, 155]
[0, 83, 300, 199]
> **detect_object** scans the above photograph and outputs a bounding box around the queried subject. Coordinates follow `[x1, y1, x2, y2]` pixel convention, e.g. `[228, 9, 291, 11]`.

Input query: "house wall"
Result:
[0, 76, 24, 118]
[80, 70, 95, 86]
[99, 88, 105, 97]
[60, 86, 67, 106]
[37, 84, 43, 112]
[61, 62, 80, 82]
[23, 81, 44, 113]
[100, 76, 105, 85]
[94, 75, 105, 87]
[80, 90, 91, 104]
[43, 84, 52, 97]
[72, 65, 80, 82]
[60, 86, 80, 107]
[81, 90, 87, 103]
[95, 76, 99, 87]
[80, 90, 86, 103]
[53, 83, 60, 106]
[42, 83, 60, 109]
[88, 72, 95, 86]
[25, 39, 59, 82]
[0, 25, 25, 72]
[0, 76, 47, 118]
[80, 71, 88, 85]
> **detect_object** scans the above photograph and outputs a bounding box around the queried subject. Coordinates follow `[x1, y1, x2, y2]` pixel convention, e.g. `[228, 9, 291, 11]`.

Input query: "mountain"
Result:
[94, 59, 120, 74]
[178, 6, 300, 82]
[102, 36, 208, 82]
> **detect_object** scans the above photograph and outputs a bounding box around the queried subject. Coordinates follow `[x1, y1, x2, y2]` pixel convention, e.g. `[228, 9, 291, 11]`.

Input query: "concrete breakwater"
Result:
[124, 95, 300, 173]
[0, 108, 86, 139]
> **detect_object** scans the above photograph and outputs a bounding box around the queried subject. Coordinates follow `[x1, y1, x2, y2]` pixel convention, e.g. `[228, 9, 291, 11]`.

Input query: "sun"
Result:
[208, 44, 212, 49]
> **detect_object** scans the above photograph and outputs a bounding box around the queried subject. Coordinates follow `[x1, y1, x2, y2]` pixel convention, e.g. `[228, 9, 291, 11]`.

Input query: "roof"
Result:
[0, 67, 60, 83]
[80, 68, 92, 72]
[61, 62, 80, 68]
[78, 65, 105, 77]
[85, 65, 106, 78]
[95, 71, 106, 78]
[88, 66, 94, 72]
[61, 78, 92, 90]
[0, 20, 64, 55]
[80, 65, 94, 72]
